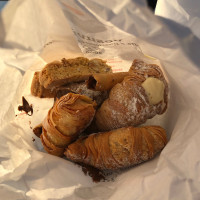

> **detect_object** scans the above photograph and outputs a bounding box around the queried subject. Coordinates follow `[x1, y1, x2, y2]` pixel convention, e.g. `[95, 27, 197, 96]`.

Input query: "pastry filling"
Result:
[141, 77, 165, 105]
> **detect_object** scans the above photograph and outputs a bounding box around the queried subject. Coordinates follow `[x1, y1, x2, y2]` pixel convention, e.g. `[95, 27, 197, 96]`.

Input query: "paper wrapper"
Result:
[155, 0, 200, 39]
[0, 0, 200, 199]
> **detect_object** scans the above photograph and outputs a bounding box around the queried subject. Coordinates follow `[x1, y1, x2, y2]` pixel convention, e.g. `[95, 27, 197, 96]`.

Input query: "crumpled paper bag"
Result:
[155, 0, 200, 39]
[0, 0, 200, 200]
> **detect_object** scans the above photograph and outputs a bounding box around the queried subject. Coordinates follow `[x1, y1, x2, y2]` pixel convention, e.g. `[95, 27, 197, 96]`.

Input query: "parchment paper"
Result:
[0, 0, 200, 200]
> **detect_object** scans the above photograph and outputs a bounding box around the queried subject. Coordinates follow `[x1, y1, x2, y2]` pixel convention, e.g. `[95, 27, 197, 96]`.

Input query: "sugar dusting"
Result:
[65, 82, 108, 106]
[98, 59, 168, 130]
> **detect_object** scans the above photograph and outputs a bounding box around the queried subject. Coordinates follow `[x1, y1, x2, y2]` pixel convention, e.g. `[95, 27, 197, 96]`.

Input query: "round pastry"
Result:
[40, 93, 96, 156]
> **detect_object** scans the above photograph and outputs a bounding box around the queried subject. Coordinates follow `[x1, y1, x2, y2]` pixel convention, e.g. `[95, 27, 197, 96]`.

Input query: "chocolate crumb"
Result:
[76, 163, 106, 183]
[32, 137, 35, 142]
[33, 124, 42, 138]
[18, 96, 33, 116]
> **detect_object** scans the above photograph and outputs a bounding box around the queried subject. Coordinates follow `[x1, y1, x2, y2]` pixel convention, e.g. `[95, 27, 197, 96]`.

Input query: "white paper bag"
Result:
[155, 0, 200, 39]
[0, 0, 200, 199]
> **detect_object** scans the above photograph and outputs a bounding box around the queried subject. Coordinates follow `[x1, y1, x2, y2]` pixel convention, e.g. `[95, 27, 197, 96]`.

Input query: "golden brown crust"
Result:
[40, 93, 97, 156]
[40, 128, 65, 157]
[86, 72, 129, 91]
[95, 59, 168, 132]
[31, 72, 56, 98]
[31, 74, 108, 106]
[65, 126, 167, 170]
[39, 57, 112, 89]
[52, 93, 96, 136]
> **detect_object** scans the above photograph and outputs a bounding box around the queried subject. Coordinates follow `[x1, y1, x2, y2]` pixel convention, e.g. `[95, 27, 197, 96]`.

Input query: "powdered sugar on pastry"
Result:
[63, 82, 108, 106]
[95, 59, 168, 132]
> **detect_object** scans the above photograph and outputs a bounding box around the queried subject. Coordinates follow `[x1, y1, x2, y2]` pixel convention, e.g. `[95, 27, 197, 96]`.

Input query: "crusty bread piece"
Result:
[31, 72, 108, 104]
[39, 57, 112, 89]
[31, 72, 56, 98]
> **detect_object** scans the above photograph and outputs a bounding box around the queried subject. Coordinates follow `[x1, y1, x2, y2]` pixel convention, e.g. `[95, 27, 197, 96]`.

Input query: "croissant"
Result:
[65, 126, 167, 170]
[95, 59, 168, 131]
[40, 93, 96, 156]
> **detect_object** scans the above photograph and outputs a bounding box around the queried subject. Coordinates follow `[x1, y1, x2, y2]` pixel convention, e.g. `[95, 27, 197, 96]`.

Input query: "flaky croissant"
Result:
[65, 126, 167, 170]
[95, 59, 168, 132]
[40, 93, 96, 156]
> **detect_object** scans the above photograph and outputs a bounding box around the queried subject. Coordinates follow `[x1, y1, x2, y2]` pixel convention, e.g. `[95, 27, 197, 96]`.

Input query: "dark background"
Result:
[0, 0, 158, 11]
[0, 0, 8, 10]
[147, 0, 158, 10]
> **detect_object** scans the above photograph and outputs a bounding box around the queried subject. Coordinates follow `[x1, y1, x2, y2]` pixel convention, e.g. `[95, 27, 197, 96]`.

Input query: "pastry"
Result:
[39, 57, 112, 89]
[95, 59, 168, 131]
[86, 72, 129, 91]
[31, 71, 56, 98]
[65, 126, 167, 170]
[40, 93, 96, 156]
[54, 82, 108, 106]
[31, 72, 108, 105]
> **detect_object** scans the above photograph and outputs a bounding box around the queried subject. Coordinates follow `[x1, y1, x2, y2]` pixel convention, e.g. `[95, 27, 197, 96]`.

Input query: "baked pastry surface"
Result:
[39, 57, 112, 89]
[40, 93, 96, 156]
[55, 82, 108, 106]
[65, 126, 167, 170]
[95, 59, 168, 131]
[86, 72, 129, 91]
[31, 72, 56, 98]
